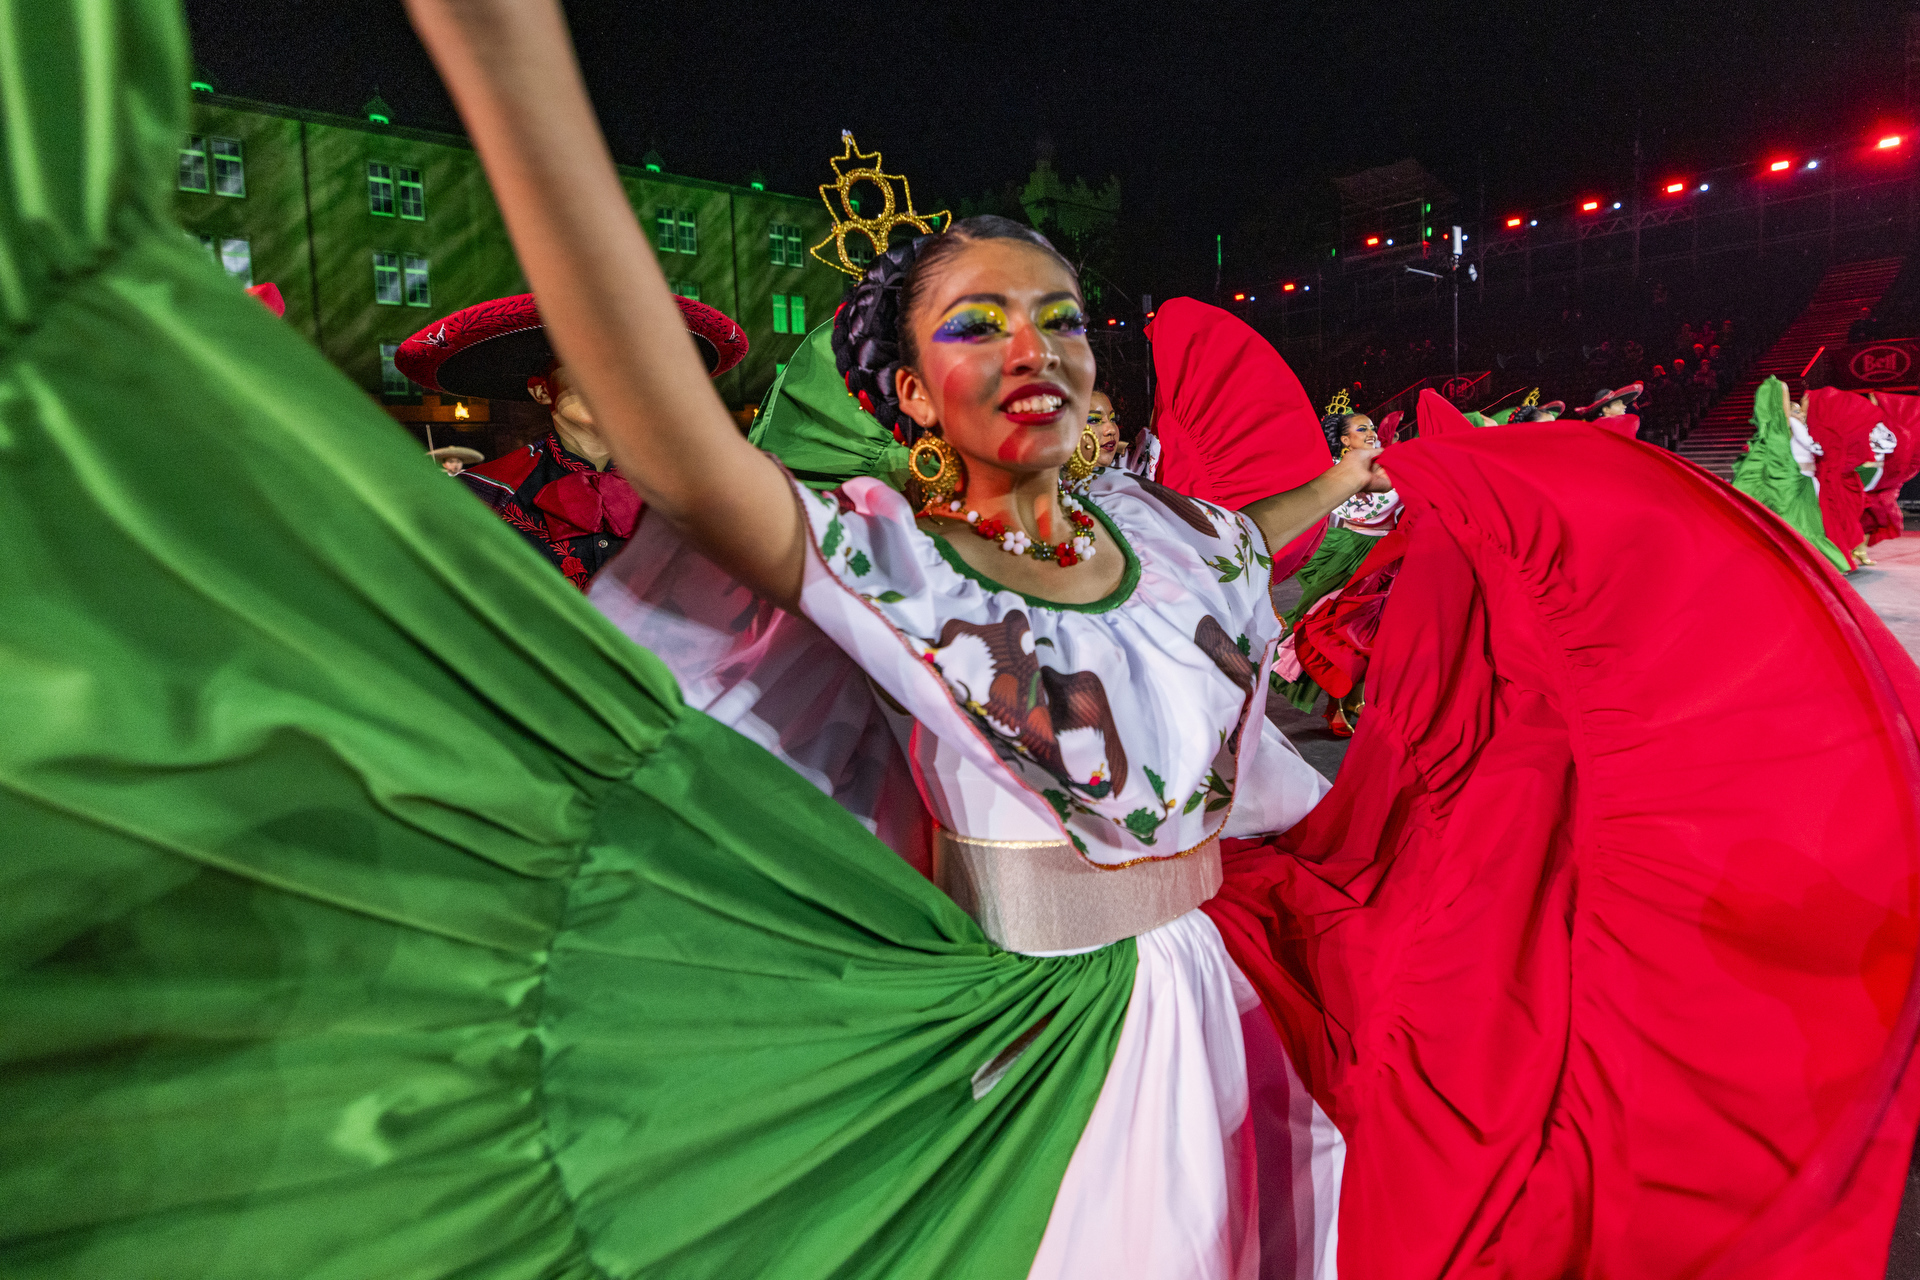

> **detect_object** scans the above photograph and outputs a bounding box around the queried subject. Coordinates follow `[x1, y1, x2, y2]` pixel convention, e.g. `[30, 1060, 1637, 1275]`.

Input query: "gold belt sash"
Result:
[932, 829, 1222, 953]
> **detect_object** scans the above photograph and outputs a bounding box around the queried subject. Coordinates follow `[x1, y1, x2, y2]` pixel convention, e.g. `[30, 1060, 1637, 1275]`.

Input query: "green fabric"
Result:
[1732, 376, 1850, 573]
[1488, 408, 1516, 425]
[0, 3, 1137, 1277]
[749, 320, 911, 491]
[1464, 411, 1493, 428]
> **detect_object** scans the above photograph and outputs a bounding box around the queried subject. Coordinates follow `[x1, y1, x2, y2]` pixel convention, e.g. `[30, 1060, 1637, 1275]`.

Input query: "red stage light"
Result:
[1282, 282, 1297, 292]
[1664, 181, 1686, 194]
[1506, 216, 1522, 227]
[1880, 135, 1904, 150]
[1106, 317, 1118, 325]
[1365, 236, 1380, 246]
[1233, 292, 1246, 301]
[1769, 159, 1791, 172]
[1581, 200, 1600, 212]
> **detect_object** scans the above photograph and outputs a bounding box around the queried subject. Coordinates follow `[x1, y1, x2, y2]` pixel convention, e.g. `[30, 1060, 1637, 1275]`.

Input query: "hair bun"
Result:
[832, 237, 929, 442]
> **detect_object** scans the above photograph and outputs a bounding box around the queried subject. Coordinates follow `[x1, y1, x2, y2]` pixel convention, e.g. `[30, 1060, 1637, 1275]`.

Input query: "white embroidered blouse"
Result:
[591, 467, 1329, 869]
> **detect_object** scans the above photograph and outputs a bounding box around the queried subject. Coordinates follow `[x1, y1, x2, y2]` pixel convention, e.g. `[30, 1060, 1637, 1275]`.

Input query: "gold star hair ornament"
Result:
[811, 130, 950, 277]
[1522, 388, 1541, 407]
[1325, 388, 1353, 416]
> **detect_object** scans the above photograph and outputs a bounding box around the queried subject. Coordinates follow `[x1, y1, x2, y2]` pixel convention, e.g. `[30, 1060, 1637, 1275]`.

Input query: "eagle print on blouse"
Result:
[792, 468, 1304, 862]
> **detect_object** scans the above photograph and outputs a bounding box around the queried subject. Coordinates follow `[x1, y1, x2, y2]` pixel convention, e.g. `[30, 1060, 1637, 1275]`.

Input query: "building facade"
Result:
[176, 91, 847, 450]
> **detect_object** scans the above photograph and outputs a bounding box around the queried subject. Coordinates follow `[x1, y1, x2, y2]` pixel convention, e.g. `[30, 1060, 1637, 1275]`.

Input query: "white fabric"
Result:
[1327, 488, 1400, 535]
[785, 469, 1326, 864]
[1788, 411, 1822, 481]
[1028, 910, 1344, 1280]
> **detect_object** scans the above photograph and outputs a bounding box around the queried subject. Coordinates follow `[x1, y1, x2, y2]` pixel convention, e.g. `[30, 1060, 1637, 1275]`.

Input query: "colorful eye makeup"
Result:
[932, 303, 1009, 343]
[1037, 299, 1087, 334]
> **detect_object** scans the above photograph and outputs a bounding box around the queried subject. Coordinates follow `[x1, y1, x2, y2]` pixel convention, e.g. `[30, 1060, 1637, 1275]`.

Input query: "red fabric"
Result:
[461, 443, 542, 493]
[1376, 410, 1404, 445]
[1210, 427, 1920, 1277]
[1866, 393, 1920, 546]
[1414, 387, 1474, 438]
[534, 469, 641, 540]
[244, 282, 285, 318]
[1596, 412, 1640, 439]
[1144, 298, 1328, 509]
[1269, 519, 1326, 584]
[1291, 525, 1410, 699]
[1809, 387, 1878, 566]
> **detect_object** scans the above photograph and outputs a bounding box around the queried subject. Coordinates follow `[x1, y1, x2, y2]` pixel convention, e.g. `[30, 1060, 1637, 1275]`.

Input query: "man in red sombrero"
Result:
[1576, 382, 1642, 438]
[396, 292, 747, 590]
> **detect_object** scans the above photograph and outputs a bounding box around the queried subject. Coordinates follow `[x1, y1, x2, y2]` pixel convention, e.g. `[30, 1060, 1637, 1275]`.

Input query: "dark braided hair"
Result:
[1321, 412, 1361, 458]
[832, 215, 1079, 442]
[1508, 405, 1549, 423]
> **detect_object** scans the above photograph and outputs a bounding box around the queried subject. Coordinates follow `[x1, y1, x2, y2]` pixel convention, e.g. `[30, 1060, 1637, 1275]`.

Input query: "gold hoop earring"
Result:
[906, 433, 967, 514]
[1063, 425, 1102, 485]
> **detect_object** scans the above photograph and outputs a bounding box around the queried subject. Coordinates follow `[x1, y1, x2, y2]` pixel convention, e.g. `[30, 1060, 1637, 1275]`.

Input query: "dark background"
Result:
[183, 0, 1910, 302]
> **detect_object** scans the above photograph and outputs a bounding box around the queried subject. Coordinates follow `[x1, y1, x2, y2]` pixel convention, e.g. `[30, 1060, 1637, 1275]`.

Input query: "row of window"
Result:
[181, 136, 245, 197]
[655, 209, 699, 255]
[368, 163, 426, 219]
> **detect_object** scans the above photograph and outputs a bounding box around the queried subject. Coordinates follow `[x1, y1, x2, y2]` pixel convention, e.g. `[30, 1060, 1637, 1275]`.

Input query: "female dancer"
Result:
[1088, 388, 1123, 467]
[1272, 396, 1401, 735]
[8, 2, 1920, 1279]
[1732, 376, 1850, 572]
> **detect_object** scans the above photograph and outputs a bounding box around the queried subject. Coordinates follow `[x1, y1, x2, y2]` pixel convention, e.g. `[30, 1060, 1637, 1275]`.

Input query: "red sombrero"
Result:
[1576, 382, 1642, 417]
[1539, 399, 1566, 416]
[396, 293, 748, 401]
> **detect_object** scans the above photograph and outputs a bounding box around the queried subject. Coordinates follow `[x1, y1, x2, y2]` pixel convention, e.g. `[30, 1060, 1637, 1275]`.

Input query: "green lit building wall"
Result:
[175, 91, 845, 416]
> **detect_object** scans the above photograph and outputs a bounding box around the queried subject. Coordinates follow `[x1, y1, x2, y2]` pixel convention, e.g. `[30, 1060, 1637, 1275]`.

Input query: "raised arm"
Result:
[1240, 448, 1390, 552]
[404, 0, 804, 608]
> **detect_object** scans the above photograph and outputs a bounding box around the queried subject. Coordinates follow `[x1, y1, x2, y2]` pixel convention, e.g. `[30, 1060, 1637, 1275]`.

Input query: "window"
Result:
[368, 162, 395, 216]
[655, 208, 698, 254]
[210, 137, 245, 197]
[373, 251, 402, 304]
[380, 343, 414, 395]
[397, 167, 425, 219]
[403, 254, 431, 307]
[772, 293, 806, 335]
[179, 137, 209, 192]
[671, 280, 700, 302]
[769, 222, 804, 267]
[218, 238, 251, 284]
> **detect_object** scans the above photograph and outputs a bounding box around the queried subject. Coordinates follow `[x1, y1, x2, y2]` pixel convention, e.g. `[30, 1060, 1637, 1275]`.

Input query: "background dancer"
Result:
[1733, 376, 1851, 573]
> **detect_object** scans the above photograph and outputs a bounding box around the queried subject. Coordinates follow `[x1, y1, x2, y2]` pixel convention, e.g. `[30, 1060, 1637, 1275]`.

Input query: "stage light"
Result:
[1699, 183, 1710, 191]
[1806, 159, 1820, 169]
[1282, 282, 1297, 292]
[1303, 285, 1310, 292]
[1506, 216, 1523, 227]
[1107, 317, 1118, 325]
[1769, 159, 1791, 172]
[1612, 201, 1622, 209]
[1386, 238, 1394, 245]
[1529, 218, 1538, 226]
[1232, 293, 1245, 301]
[1581, 200, 1599, 212]
[1665, 181, 1686, 194]
[1879, 135, 1904, 150]
[1365, 236, 1380, 246]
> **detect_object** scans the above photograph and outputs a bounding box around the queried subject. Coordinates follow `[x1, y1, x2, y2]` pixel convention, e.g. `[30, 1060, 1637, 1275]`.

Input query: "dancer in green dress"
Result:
[1732, 376, 1850, 573]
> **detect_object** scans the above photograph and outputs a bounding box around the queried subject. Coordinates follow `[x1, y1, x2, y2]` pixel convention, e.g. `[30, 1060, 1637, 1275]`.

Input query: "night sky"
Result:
[184, 0, 1907, 300]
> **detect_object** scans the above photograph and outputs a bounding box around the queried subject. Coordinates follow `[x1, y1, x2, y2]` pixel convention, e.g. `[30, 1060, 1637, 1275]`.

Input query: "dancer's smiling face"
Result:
[894, 238, 1095, 476]
[1340, 416, 1380, 451]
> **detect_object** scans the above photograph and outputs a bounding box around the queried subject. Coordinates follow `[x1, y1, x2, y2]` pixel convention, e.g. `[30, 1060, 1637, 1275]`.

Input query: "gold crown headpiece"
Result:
[811, 131, 950, 277]
[1325, 389, 1353, 417]
[1522, 388, 1541, 407]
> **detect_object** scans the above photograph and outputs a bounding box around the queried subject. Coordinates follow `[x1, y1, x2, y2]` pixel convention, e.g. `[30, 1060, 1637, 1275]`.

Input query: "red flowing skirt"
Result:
[1211, 427, 1920, 1277]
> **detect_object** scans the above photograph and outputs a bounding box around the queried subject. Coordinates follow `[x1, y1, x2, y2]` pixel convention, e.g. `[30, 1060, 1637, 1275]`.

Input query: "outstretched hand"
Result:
[1331, 446, 1393, 494]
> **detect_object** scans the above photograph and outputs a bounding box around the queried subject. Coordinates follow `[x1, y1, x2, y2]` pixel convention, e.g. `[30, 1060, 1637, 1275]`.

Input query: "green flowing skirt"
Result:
[0, 4, 1135, 1276]
[1730, 381, 1850, 573]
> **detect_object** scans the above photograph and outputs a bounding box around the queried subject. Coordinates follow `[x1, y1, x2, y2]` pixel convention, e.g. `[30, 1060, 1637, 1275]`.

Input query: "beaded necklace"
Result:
[931, 486, 1099, 566]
